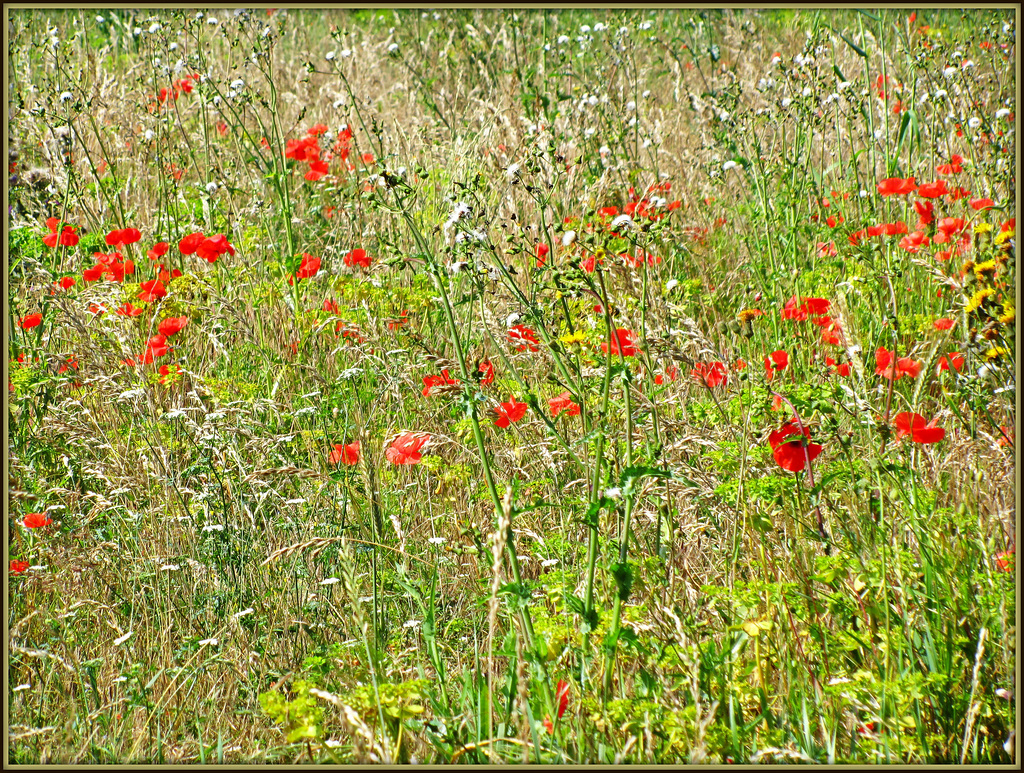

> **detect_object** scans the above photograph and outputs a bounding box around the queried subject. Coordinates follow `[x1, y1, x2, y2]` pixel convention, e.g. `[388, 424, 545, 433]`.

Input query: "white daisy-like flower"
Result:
[722, 160, 738, 171]
[325, 51, 335, 60]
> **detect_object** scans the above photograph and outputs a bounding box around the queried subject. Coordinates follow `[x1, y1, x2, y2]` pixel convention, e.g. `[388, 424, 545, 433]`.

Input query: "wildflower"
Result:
[737, 308, 765, 324]
[970, 197, 995, 211]
[178, 232, 206, 255]
[42, 217, 80, 248]
[385, 431, 431, 465]
[494, 396, 528, 428]
[899, 230, 930, 253]
[601, 328, 639, 357]
[106, 227, 142, 246]
[764, 350, 789, 381]
[782, 296, 830, 322]
[305, 160, 329, 181]
[768, 420, 823, 473]
[914, 200, 935, 227]
[195, 234, 235, 263]
[549, 391, 580, 417]
[147, 242, 170, 261]
[9, 560, 30, 575]
[18, 313, 43, 329]
[144, 334, 170, 360]
[936, 154, 964, 174]
[55, 276, 76, 291]
[817, 241, 838, 258]
[138, 279, 167, 303]
[655, 365, 679, 384]
[422, 369, 459, 397]
[535, 243, 550, 268]
[876, 177, 917, 196]
[994, 546, 1015, 572]
[329, 441, 360, 466]
[542, 679, 571, 734]
[289, 252, 322, 282]
[965, 288, 995, 314]
[23, 512, 53, 529]
[343, 248, 372, 269]
[508, 324, 541, 353]
[477, 360, 495, 384]
[692, 361, 728, 388]
[934, 318, 955, 331]
[825, 356, 850, 376]
[917, 180, 949, 198]
[893, 412, 946, 443]
[875, 348, 921, 379]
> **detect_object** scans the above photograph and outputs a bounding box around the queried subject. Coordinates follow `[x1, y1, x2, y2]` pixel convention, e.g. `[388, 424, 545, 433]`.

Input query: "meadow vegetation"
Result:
[6, 7, 1017, 764]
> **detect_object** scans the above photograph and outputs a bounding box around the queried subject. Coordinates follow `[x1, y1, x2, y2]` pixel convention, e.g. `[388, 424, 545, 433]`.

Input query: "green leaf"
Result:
[835, 29, 868, 59]
[619, 465, 672, 497]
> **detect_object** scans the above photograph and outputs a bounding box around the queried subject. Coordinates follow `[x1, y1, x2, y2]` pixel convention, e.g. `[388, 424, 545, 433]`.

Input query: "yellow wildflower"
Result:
[965, 288, 995, 314]
[994, 229, 1013, 246]
[984, 346, 1008, 361]
[737, 308, 765, 324]
[973, 259, 998, 280]
[974, 222, 993, 234]
[999, 303, 1015, 325]
[559, 331, 588, 347]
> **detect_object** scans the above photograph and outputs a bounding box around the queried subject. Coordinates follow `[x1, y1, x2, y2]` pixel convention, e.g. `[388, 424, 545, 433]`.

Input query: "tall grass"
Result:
[6, 8, 1016, 764]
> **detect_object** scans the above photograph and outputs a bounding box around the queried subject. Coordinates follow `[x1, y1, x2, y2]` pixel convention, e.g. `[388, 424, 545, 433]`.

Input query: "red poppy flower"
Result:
[385, 431, 431, 465]
[113, 302, 143, 318]
[138, 279, 167, 302]
[549, 391, 581, 417]
[820, 321, 844, 346]
[144, 334, 170, 360]
[43, 217, 80, 248]
[9, 560, 30, 575]
[57, 276, 76, 291]
[285, 136, 320, 163]
[535, 243, 550, 268]
[494, 396, 528, 428]
[195, 234, 235, 263]
[147, 242, 170, 261]
[764, 350, 789, 380]
[361, 152, 375, 165]
[882, 221, 908, 236]
[876, 177, 917, 196]
[970, 197, 995, 211]
[601, 328, 639, 357]
[23, 512, 53, 529]
[655, 364, 680, 385]
[937, 352, 965, 373]
[343, 248, 372, 269]
[817, 241, 838, 258]
[875, 347, 921, 379]
[899, 231, 930, 253]
[935, 154, 963, 175]
[933, 318, 955, 331]
[692, 362, 728, 388]
[158, 316, 189, 336]
[509, 324, 541, 353]
[106, 227, 142, 246]
[477, 360, 495, 385]
[329, 441, 360, 466]
[893, 412, 946, 443]
[914, 199, 935, 227]
[178, 232, 206, 255]
[781, 296, 830, 322]
[936, 217, 968, 237]
[423, 369, 460, 396]
[917, 180, 949, 198]
[768, 420, 823, 472]
[994, 546, 1015, 572]
[305, 160, 329, 181]
[825, 356, 851, 376]
[19, 313, 43, 329]
[289, 253, 322, 283]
